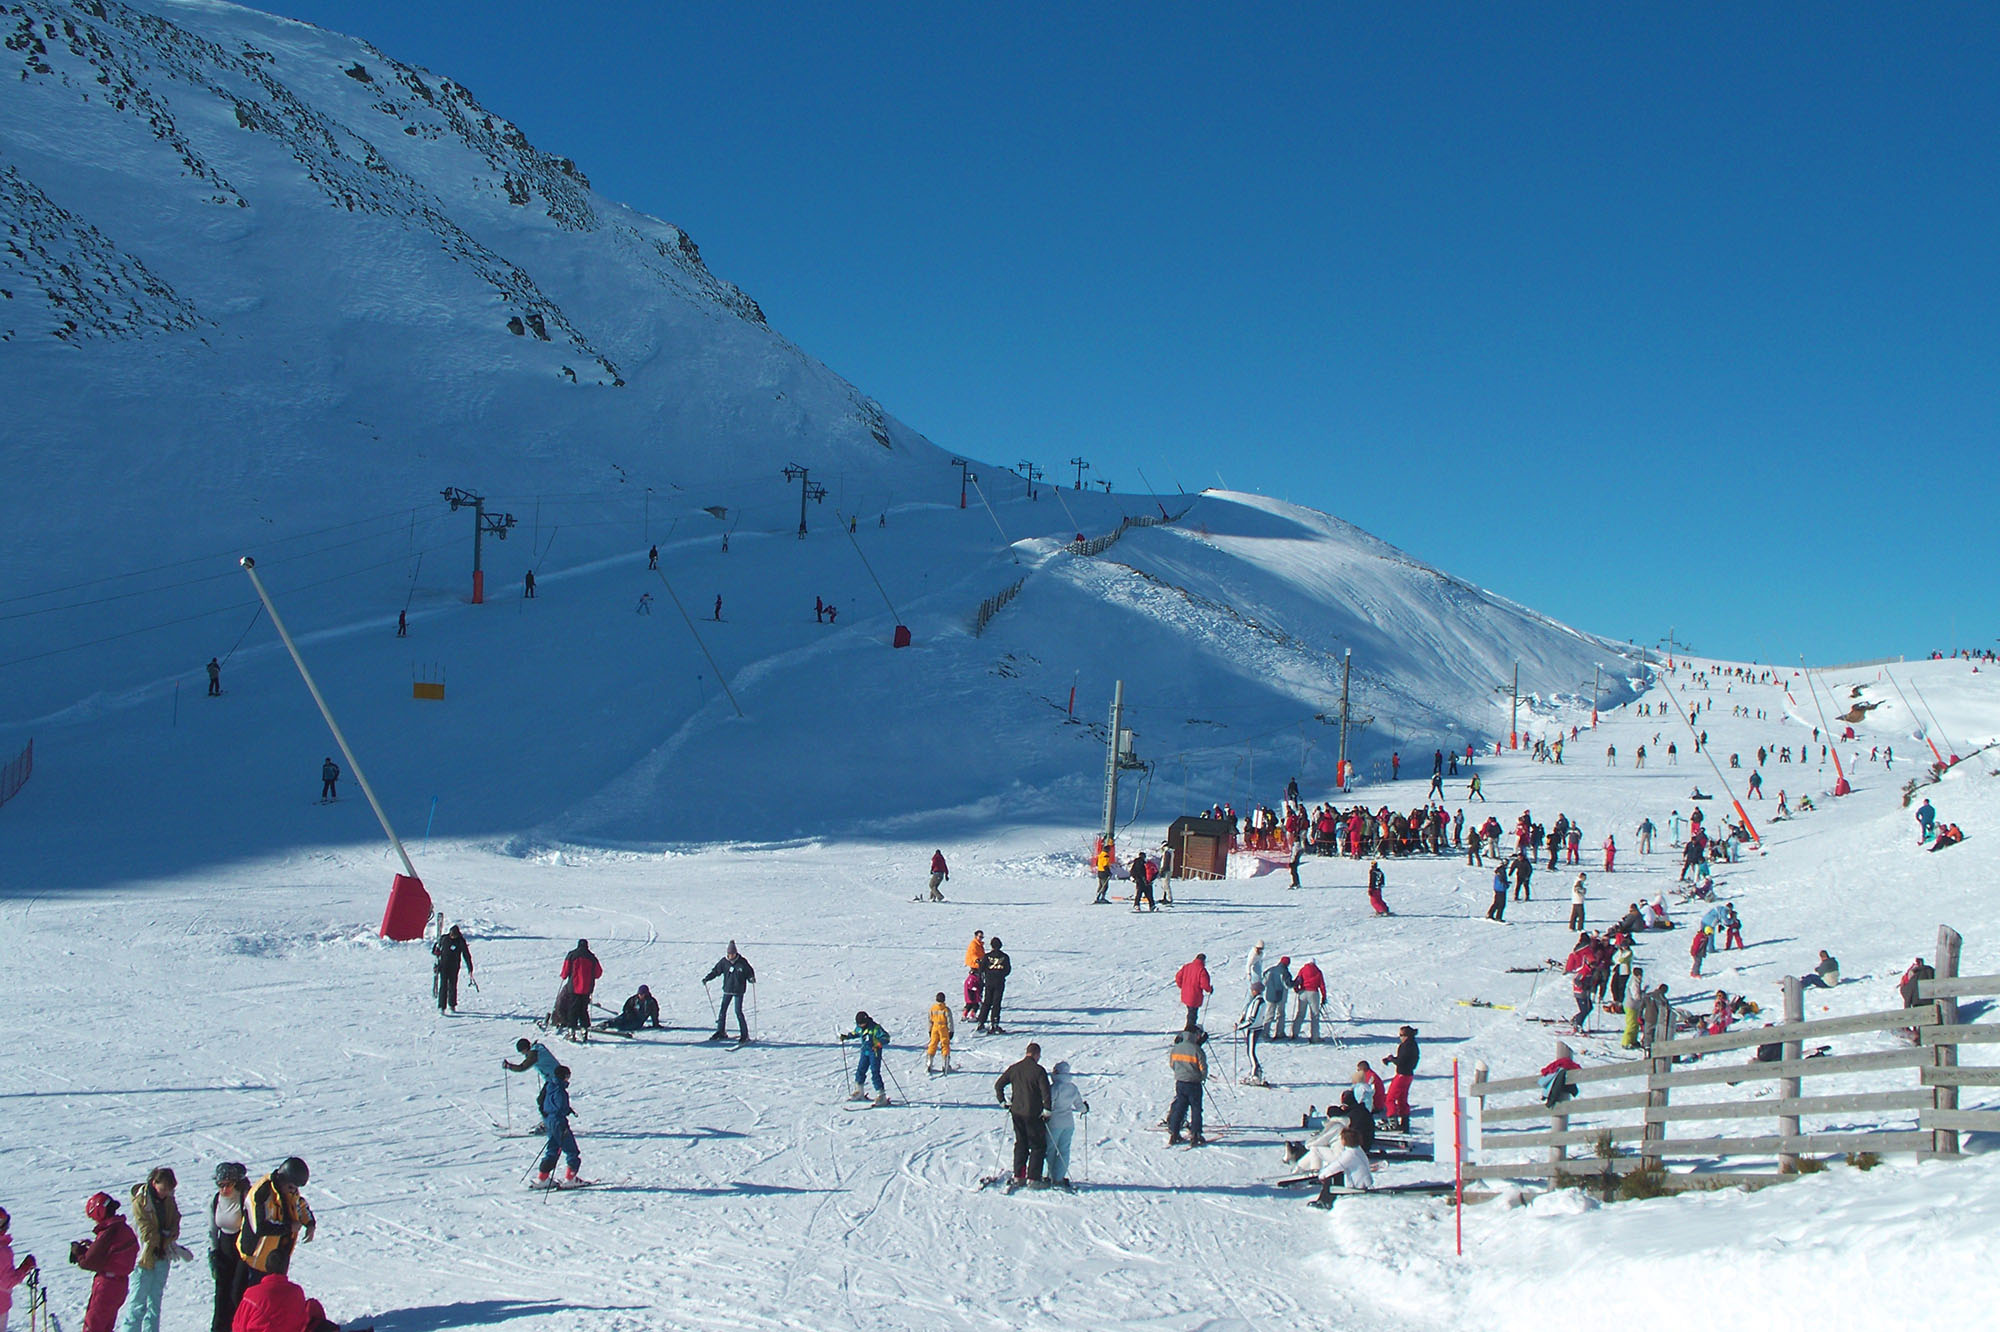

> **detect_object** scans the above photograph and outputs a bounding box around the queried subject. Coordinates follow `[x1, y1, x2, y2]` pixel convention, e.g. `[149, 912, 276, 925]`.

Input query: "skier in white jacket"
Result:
[1044, 1061, 1089, 1187]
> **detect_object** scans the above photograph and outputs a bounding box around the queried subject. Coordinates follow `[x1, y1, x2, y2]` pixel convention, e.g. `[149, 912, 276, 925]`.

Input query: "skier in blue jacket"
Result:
[840, 1012, 892, 1105]
[536, 1065, 580, 1187]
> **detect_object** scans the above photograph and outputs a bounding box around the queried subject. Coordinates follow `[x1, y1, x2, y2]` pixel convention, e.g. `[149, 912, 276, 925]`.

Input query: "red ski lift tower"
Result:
[442, 486, 516, 603]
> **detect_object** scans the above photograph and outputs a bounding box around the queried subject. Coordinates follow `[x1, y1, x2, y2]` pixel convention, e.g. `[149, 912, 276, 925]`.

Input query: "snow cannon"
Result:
[381, 873, 432, 941]
[238, 555, 433, 945]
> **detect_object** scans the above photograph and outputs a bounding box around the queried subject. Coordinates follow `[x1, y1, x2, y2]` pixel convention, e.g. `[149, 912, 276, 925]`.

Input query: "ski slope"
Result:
[5, 4, 2000, 1329]
[1, 659, 1995, 1331]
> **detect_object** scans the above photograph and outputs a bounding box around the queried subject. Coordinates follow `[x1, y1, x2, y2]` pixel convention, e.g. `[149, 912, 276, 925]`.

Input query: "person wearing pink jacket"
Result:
[1173, 954, 1212, 1029]
[1, 1203, 39, 1332]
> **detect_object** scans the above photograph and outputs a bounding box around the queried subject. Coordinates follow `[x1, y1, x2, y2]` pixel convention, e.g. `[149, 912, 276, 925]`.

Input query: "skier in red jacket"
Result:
[1174, 954, 1212, 1029]
[70, 1193, 138, 1332]
[555, 940, 602, 1036]
[1291, 961, 1328, 1042]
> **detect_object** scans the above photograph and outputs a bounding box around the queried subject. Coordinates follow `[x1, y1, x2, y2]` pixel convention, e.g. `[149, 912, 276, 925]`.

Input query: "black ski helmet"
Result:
[854, 1010, 869, 1025]
[277, 1157, 309, 1187]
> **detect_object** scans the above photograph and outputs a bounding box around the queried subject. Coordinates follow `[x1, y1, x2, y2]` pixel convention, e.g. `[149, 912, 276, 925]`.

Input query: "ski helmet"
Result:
[84, 1192, 117, 1222]
[277, 1157, 309, 1187]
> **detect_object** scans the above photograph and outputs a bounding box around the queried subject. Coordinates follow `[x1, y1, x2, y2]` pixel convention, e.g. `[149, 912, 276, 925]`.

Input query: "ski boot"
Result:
[849, 1086, 869, 1101]
[872, 1092, 891, 1106]
[564, 1167, 579, 1184]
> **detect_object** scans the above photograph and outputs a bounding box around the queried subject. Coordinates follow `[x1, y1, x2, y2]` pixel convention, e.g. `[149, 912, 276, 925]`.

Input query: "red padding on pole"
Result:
[472, 570, 484, 605]
[893, 624, 912, 648]
[1731, 799, 1759, 844]
[381, 873, 433, 941]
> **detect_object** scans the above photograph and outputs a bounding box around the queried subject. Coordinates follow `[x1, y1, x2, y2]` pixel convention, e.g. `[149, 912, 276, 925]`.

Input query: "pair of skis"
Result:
[976, 1174, 1076, 1194]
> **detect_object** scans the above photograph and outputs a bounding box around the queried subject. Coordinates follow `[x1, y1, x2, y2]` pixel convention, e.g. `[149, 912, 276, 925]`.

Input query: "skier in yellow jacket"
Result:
[926, 991, 955, 1073]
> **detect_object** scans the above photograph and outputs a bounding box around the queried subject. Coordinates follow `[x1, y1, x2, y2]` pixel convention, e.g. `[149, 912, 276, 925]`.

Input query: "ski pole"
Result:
[885, 1060, 911, 1107]
[1080, 1107, 1090, 1186]
[751, 982, 758, 1040]
[503, 1071, 511, 1130]
[703, 979, 716, 1027]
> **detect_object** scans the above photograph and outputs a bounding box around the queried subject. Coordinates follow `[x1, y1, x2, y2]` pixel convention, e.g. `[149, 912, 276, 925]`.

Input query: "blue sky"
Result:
[248, 2, 1997, 664]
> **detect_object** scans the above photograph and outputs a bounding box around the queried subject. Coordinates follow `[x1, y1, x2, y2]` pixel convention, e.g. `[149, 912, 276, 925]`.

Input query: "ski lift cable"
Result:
[0, 500, 439, 608]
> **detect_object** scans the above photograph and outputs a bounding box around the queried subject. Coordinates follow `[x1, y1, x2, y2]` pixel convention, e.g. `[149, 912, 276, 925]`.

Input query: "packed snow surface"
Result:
[2, 660, 1996, 1331]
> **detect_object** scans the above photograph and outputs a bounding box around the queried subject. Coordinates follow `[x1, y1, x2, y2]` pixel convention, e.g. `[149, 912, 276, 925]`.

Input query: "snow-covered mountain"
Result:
[0, 0, 1642, 885]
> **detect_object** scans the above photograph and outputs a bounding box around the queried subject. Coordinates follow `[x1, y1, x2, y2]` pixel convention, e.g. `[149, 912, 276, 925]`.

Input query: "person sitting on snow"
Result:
[1306, 1126, 1374, 1208]
[1799, 950, 1841, 989]
[608, 986, 661, 1032]
[1930, 824, 1965, 851]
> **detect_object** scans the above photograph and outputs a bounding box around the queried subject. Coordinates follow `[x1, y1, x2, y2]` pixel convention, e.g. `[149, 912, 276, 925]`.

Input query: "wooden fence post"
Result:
[1641, 1002, 1671, 1168]
[1549, 1039, 1573, 1166]
[1778, 976, 1804, 1172]
[1933, 924, 1962, 1157]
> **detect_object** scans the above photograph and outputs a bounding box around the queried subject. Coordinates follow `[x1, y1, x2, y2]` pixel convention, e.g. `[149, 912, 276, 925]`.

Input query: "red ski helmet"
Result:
[84, 1191, 117, 1222]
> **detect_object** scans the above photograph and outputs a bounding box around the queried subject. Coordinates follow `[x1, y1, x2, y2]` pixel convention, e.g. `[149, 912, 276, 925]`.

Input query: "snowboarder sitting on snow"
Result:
[1799, 951, 1841, 989]
[926, 992, 954, 1073]
[607, 986, 661, 1033]
[1930, 824, 1965, 851]
[536, 1065, 580, 1187]
[841, 1012, 892, 1104]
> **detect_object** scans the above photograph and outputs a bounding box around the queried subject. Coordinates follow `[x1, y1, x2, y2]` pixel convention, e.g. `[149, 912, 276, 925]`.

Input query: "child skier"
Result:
[926, 992, 954, 1073]
[536, 1065, 581, 1187]
[841, 1012, 892, 1104]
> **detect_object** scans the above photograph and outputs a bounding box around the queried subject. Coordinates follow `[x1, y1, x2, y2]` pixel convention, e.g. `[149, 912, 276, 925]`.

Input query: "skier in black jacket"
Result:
[608, 986, 661, 1033]
[977, 939, 1012, 1034]
[702, 942, 755, 1042]
[431, 925, 473, 1013]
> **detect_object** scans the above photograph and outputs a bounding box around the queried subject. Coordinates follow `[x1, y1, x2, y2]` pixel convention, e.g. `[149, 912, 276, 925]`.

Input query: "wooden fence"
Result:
[1065, 504, 1193, 559]
[1463, 924, 1994, 1191]
[971, 577, 1025, 637]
